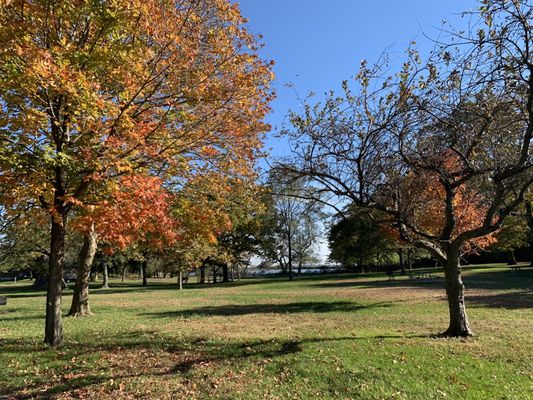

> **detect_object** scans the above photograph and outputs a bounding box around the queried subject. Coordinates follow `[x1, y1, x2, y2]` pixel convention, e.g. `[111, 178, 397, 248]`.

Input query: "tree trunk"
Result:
[178, 270, 183, 290]
[33, 271, 48, 289]
[398, 248, 405, 275]
[507, 250, 518, 265]
[44, 214, 66, 347]
[222, 263, 229, 283]
[199, 264, 206, 284]
[122, 265, 126, 282]
[100, 260, 109, 289]
[297, 260, 302, 277]
[443, 249, 473, 337]
[288, 234, 293, 281]
[141, 259, 148, 286]
[68, 226, 97, 317]
[407, 248, 413, 270]
[525, 201, 533, 266]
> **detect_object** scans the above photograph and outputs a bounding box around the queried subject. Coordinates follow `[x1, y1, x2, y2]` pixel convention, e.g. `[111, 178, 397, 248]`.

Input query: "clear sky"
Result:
[237, 0, 480, 160]
[236, 0, 480, 262]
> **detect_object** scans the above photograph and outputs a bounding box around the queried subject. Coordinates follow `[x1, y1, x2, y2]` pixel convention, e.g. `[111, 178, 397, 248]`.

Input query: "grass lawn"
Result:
[0, 265, 532, 399]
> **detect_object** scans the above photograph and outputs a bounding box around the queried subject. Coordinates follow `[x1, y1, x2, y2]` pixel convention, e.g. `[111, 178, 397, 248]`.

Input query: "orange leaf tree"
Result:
[0, 0, 272, 346]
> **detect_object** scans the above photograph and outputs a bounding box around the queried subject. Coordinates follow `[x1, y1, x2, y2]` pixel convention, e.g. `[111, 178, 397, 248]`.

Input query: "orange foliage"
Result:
[73, 175, 177, 252]
[399, 154, 497, 253]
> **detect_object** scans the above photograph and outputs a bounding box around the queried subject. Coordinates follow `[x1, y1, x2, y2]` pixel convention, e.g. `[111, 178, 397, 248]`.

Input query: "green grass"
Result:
[0, 265, 532, 399]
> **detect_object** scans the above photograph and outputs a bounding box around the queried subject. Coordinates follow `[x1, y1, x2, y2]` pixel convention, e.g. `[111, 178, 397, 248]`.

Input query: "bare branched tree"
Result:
[281, 1, 533, 337]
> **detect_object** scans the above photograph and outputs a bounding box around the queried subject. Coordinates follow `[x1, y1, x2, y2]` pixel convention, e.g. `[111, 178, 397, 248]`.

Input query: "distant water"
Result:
[244, 266, 342, 277]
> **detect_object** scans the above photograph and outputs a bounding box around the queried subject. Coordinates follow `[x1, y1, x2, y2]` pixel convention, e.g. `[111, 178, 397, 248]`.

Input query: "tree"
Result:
[292, 212, 321, 276]
[282, 1, 533, 336]
[328, 209, 398, 272]
[264, 173, 323, 280]
[0, 0, 272, 346]
[492, 215, 528, 265]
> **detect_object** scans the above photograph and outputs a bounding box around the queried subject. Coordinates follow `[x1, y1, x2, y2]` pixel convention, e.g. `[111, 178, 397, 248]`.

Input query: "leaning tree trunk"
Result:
[68, 226, 97, 317]
[443, 248, 473, 337]
[44, 213, 67, 347]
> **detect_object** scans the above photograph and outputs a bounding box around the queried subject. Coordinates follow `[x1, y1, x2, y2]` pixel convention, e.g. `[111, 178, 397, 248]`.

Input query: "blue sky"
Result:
[237, 0, 479, 161]
[236, 1, 479, 262]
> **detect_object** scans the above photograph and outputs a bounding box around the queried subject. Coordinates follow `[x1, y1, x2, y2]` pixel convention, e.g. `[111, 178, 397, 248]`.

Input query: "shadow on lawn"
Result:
[0, 332, 431, 399]
[468, 290, 533, 309]
[141, 300, 392, 319]
[308, 269, 532, 309]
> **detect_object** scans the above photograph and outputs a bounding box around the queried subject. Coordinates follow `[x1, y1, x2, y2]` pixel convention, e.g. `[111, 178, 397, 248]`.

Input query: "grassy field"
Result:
[0, 265, 532, 399]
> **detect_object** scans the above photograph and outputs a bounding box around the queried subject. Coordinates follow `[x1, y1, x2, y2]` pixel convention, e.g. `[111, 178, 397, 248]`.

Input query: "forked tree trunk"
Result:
[100, 260, 109, 289]
[443, 248, 473, 337]
[44, 214, 67, 347]
[68, 226, 97, 317]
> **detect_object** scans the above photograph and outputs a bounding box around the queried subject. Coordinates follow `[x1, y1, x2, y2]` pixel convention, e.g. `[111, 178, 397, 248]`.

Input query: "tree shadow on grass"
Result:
[141, 300, 392, 319]
[467, 290, 533, 309]
[0, 332, 433, 399]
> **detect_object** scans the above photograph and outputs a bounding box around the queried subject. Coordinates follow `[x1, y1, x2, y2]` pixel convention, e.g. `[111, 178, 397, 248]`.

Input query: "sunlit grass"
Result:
[0, 266, 531, 399]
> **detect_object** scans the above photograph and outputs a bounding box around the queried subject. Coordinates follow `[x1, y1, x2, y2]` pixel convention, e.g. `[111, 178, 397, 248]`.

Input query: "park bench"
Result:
[0, 296, 6, 306]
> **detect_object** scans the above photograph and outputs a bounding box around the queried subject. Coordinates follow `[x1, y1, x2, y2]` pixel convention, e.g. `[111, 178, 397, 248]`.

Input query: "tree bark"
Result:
[100, 259, 109, 289]
[443, 248, 473, 337]
[297, 260, 302, 277]
[44, 214, 67, 347]
[68, 226, 97, 317]
[178, 270, 183, 290]
[122, 265, 126, 282]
